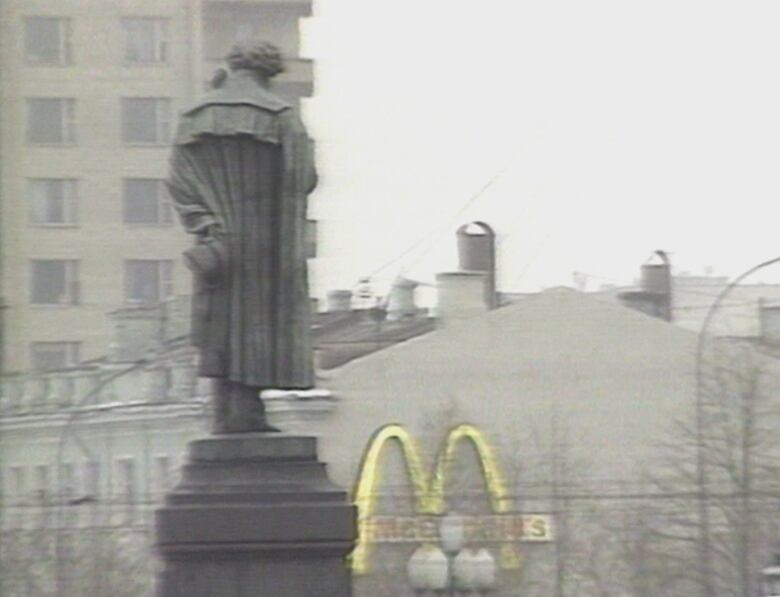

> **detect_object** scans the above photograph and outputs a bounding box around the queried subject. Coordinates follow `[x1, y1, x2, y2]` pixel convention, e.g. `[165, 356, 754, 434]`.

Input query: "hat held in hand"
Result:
[182, 239, 228, 285]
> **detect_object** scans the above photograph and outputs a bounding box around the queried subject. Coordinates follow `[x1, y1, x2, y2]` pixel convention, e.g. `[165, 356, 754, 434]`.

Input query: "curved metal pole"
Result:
[694, 256, 780, 595]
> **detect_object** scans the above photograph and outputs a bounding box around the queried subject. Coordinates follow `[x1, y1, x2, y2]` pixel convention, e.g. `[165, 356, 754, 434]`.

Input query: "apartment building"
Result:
[0, 0, 313, 373]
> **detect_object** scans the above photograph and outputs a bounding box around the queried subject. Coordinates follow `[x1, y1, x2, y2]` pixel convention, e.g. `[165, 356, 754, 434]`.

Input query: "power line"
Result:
[365, 154, 520, 281]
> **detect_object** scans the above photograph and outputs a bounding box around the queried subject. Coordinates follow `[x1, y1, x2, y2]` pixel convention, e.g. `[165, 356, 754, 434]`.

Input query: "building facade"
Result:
[605, 258, 780, 339]
[4, 263, 780, 594]
[0, 0, 313, 373]
[0, 282, 730, 595]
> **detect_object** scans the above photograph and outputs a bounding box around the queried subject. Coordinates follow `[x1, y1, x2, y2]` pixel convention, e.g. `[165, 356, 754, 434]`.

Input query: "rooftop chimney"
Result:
[456, 222, 497, 309]
[436, 222, 498, 328]
[436, 271, 490, 328]
[387, 277, 418, 321]
[618, 250, 672, 321]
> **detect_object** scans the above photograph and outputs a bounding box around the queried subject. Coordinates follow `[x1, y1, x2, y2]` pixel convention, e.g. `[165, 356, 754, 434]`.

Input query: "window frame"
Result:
[154, 455, 173, 496]
[27, 178, 79, 226]
[124, 259, 174, 305]
[116, 457, 137, 523]
[29, 259, 80, 306]
[116, 457, 137, 503]
[34, 464, 50, 504]
[23, 16, 73, 66]
[84, 461, 101, 498]
[30, 341, 81, 371]
[121, 17, 169, 65]
[120, 97, 172, 146]
[58, 462, 75, 500]
[122, 178, 173, 226]
[11, 466, 27, 505]
[25, 97, 76, 146]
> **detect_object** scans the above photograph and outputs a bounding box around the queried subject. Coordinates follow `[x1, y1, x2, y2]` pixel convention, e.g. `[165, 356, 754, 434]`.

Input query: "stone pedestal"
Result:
[156, 434, 356, 596]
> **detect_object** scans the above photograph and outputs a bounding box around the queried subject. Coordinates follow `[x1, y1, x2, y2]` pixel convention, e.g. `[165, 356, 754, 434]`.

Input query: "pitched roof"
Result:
[319, 288, 698, 482]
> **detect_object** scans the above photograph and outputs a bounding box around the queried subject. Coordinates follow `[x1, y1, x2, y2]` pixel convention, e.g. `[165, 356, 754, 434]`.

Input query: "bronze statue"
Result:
[167, 42, 317, 433]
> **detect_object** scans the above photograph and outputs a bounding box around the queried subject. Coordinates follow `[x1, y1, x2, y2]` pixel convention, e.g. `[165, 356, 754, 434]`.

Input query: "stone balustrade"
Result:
[0, 347, 200, 416]
[161, 295, 192, 344]
[46, 374, 75, 409]
[0, 376, 23, 414]
[170, 356, 198, 401]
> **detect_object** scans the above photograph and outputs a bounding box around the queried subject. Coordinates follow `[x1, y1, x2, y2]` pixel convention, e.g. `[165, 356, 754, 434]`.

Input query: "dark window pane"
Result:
[30, 341, 79, 371]
[124, 20, 155, 62]
[122, 99, 157, 143]
[85, 462, 101, 497]
[46, 195, 65, 222]
[33, 348, 66, 370]
[125, 261, 160, 303]
[38, 180, 61, 222]
[27, 99, 64, 144]
[31, 260, 67, 304]
[31, 345, 64, 370]
[123, 19, 164, 63]
[29, 180, 52, 223]
[25, 18, 62, 64]
[29, 179, 76, 224]
[123, 179, 159, 223]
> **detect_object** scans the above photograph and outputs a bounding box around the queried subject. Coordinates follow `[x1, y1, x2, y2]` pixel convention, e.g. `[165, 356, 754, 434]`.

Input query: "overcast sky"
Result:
[299, 1, 780, 300]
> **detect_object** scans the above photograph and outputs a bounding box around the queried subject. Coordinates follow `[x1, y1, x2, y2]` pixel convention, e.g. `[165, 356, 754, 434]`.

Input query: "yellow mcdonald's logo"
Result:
[351, 423, 525, 574]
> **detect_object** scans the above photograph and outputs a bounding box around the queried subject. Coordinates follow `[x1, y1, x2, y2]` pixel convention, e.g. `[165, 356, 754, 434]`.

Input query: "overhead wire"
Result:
[364, 152, 521, 283]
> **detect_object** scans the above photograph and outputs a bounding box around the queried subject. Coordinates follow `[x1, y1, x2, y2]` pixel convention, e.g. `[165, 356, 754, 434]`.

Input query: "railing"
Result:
[0, 348, 201, 416]
[0, 296, 202, 415]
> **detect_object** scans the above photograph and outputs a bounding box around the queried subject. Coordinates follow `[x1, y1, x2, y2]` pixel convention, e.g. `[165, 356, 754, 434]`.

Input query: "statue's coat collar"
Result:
[183, 70, 291, 115]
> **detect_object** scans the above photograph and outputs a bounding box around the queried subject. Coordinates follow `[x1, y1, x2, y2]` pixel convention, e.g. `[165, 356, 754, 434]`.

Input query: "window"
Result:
[123, 179, 173, 225]
[26, 98, 76, 145]
[28, 179, 78, 225]
[59, 463, 75, 500]
[34, 465, 50, 503]
[85, 461, 101, 498]
[121, 98, 171, 144]
[124, 260, 173, 304]
[30, 259, 79, 305]
[154, 455, 171, 496]
[11, 466, 26, 503]
[117, 458, 137, 522]
[24, 17, 72, 65]
[117, 458, 136, 503]
[122, 18, 168, 64]
[30, 342, 81, 371]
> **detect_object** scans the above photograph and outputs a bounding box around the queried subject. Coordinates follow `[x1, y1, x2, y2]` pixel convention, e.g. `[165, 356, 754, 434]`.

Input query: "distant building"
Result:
[0, 0, 313, 373]
[308, 285, 700, 595]
[606, 256, 780, 338]
[5, 226, 780, 594]
[314, 284, 435, 371]
[0, 283, 696, 595]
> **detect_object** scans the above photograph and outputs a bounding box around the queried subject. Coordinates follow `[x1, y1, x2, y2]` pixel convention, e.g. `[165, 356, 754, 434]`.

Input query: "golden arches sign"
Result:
[351, 423, 531, 574]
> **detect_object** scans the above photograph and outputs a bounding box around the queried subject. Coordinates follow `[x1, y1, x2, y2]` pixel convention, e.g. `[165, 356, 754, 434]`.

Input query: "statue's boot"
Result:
[226, 383, 280, 433]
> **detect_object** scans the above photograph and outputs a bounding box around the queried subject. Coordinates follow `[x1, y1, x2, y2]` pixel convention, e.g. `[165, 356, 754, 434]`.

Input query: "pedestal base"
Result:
[156, 434, 356, 596]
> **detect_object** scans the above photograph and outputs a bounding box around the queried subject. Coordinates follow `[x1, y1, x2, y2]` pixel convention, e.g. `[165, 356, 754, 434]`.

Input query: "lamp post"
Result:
[407, 512, 497, 595]
[693, 256, 780, 596]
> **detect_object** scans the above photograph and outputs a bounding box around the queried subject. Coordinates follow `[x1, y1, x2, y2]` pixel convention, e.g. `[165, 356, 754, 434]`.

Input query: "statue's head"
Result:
[226, 41, 285, 79]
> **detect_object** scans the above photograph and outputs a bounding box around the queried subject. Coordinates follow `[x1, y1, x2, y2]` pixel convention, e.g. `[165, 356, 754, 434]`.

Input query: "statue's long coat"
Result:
[166, 72, 316, 388]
